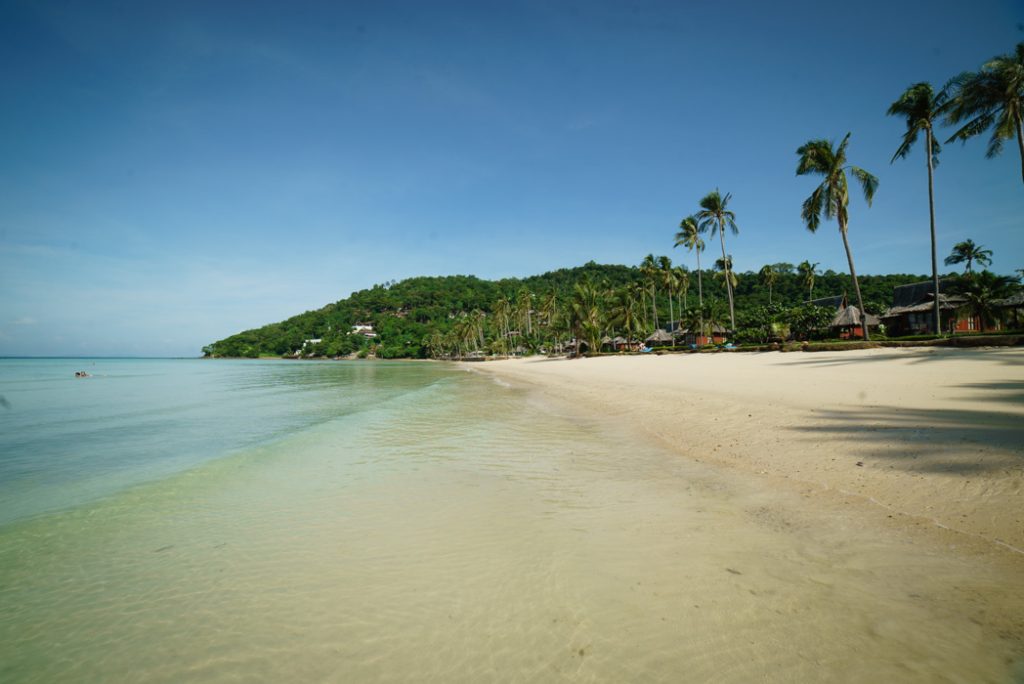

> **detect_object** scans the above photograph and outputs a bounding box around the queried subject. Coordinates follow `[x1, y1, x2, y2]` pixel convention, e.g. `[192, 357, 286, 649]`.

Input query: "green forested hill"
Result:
[203, 260, 939, 359]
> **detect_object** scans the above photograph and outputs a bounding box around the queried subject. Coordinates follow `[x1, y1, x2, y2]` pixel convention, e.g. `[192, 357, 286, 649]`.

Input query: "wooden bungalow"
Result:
[880, 279, 981, 335]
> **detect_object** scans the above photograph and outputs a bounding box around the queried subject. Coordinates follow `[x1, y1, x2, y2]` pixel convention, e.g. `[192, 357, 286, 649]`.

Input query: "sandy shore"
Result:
[470, 347, 1024, 557]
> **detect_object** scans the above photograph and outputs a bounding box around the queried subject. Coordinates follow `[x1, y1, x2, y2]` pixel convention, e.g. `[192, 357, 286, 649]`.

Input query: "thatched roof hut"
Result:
[645, 329, 675, 346]
[832, 305, 880, 328]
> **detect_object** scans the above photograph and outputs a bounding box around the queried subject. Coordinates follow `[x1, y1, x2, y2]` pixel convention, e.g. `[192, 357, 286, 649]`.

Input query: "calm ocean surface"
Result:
[0, 358, 1021, 682]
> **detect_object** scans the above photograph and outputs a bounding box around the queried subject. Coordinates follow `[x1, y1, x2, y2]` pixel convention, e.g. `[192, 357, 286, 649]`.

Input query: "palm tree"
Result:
[943, 42, 1024, 184]
[610, 286, 643, 350]
[796, 133, 878, 340]
[494, 295, 512, 354]
[682, 299, 728, 342]
[714, 256, 737, 290]
[953, 272, 1017, 331]
[570, 280, 603, 357]
[944, 239, 993, 273]
[888, 82, 946, 334]
[798, 260, 819, 301]
[539, 291, 558, 352]
[515, 287, 533, 338]
[758, 264, 778, 305]
[674, 215, 705, 335]
[696, 190, 739, 329]
[657, 255, 676, 330]
[674, 266, 690, 313]
[640, 254, 659, 330]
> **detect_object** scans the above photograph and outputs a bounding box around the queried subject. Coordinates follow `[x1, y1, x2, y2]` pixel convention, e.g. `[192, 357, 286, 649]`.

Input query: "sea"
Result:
[0, 358, 1021, 683]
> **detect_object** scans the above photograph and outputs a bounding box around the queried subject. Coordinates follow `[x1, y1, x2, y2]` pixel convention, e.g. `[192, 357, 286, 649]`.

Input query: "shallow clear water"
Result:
[0, 359, 1021, 682]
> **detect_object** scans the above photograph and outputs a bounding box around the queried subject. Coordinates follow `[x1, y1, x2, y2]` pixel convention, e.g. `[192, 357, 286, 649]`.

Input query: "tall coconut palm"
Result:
[570, 280, 602, 357]
[796, 133, 878, 340]
[539, 291, 559, 352]
[640, 254, 659, 330]
[610, 286, 643, 350]
[797, 260, 819, 301]
[888, 82, 947, 334]
[493, 296, 512, 351]
[515, 287, 533, 338]
[944, 239, 993, 273]
[758, 264, 778, 305]
[657, 255, 676, 330]
[674, 216, 705, 334]
[695, 190, 739, 329]
[674, 266, 690, 312]
[714, 256, 737, 290]
[943, 42, 1024, 184]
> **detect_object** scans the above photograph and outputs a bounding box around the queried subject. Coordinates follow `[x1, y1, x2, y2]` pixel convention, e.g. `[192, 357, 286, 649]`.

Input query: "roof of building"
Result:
[882, 293, 967, 318]
[809, 294, 847, 310]
[831, 306, 879, 328]
[891, 278, 957, 308]
[645, 329, 675, 342]
[676, 325, 730, 334]
[994, 292, 1024, 307]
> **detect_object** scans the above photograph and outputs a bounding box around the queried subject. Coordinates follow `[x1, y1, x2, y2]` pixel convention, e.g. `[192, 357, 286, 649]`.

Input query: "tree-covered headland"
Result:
[203, 260, 980, 359]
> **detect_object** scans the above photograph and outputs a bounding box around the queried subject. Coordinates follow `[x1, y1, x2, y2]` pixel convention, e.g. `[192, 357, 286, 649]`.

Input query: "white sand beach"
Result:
[471, 347, 1024, 557]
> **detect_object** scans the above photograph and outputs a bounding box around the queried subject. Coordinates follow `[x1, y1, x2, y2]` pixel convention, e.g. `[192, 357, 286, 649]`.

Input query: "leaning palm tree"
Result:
[796, 133, 878, 340]
[888, 82, 947, 334]
[797, 260, 819, 301]
[944, 239, 993, 274]
[758, 264, 778, 305]
[674, 215, 705, 334]
[695, 190, 739, 329]
[943, 42, 1024, 184]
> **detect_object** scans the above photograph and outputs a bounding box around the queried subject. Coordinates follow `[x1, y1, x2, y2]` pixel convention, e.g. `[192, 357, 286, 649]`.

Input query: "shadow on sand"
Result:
[776, 348, 1024, 369]
[790, 379, 1024, 476]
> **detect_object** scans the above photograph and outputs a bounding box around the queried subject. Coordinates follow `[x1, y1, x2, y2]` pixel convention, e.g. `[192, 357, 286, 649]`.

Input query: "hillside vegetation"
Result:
[203, 261, 935, 359]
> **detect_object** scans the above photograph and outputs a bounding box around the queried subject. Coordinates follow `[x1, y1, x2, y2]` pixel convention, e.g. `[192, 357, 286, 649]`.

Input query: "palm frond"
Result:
[850, 166, 878, 206]
[795, 139, 832, 175]
[890, 130, 918, 163]
[801, 185, 824, 233]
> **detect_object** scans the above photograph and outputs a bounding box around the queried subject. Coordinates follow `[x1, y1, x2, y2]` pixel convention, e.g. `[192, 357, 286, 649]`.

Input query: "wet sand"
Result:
[471, 348, 1024, 556]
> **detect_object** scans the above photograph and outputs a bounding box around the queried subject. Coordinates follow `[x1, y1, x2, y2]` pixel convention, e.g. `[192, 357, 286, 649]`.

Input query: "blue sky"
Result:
[1, 0, 1022, 356]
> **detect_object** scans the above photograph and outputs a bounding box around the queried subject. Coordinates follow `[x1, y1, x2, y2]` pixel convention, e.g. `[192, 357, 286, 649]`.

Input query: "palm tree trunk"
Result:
[926, 128, 941, 335]
[696, 252, 704, 340]
[717, 221, 735, 329]
[1017, 115, 1024, 186]
[651, 283, 659, 329]
[839, 219, 870, 341]
[667, 285, 675, 334]
[641, 289, 648, 332]
[768, 284, 772, 306]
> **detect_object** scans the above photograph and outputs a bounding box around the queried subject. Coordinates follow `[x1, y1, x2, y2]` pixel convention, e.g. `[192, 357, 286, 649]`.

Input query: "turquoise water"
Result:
[0, 358, 452, 524]
[1, 359, 1022, 682]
